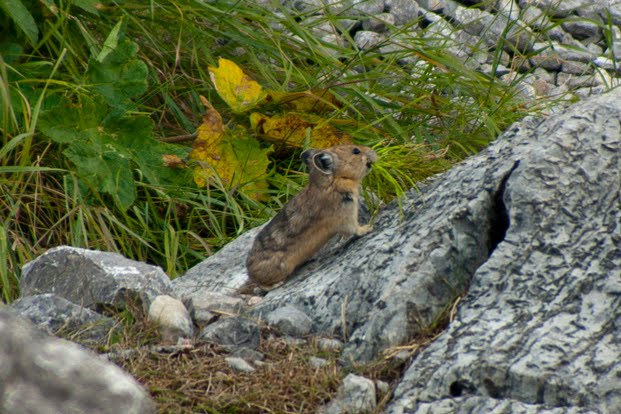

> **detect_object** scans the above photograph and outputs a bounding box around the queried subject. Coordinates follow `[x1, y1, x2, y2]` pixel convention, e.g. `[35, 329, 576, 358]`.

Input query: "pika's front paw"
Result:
[355, 224, 373, 236]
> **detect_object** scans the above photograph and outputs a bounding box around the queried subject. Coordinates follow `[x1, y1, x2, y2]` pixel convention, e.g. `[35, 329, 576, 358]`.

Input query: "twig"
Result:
[159, 133, 197, 143]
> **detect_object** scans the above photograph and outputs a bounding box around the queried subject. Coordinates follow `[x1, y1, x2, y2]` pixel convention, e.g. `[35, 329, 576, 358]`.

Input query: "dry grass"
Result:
[85, 295, 463, 413]
[114, 335, 342, 414]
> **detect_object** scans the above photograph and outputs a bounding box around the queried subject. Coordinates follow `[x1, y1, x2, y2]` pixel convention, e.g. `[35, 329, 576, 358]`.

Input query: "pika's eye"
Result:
[352, 148, 361, 155]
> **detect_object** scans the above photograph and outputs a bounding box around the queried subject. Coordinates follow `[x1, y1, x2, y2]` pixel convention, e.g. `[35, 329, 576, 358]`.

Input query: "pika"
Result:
[243, 144, 378, 292]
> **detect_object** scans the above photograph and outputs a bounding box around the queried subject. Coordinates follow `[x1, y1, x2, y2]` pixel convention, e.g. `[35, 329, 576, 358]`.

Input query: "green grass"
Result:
[1, 0, 610, 303]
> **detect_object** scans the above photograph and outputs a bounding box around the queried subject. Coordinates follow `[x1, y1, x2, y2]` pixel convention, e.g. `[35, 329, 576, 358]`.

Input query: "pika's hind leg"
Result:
[247, 252, 294, 290]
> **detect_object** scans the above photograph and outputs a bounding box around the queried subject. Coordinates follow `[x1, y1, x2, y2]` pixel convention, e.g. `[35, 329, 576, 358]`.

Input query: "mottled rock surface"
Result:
[321, 374, 377, 414]
[0, 309, 153, 414]
[9, 293, 115, 346]
[198, 316, 261, 350]
[387, 88, 621, 412]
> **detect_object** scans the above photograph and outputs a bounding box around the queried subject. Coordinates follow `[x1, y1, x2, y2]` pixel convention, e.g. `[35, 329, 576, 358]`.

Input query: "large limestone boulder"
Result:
[0, 309, 153, 414]
[174, 87, 621, 412]
[386, 88, 621, 412]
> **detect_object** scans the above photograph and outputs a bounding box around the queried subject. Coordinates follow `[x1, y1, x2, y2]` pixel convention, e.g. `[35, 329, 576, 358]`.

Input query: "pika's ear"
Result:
[312, 152, 335, 174]
[301, 149, 316, 165]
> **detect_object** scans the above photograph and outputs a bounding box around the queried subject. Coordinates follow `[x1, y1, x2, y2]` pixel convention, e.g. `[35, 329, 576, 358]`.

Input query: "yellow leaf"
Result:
[250, 112, 353, 149]
[208, 58, 266, 113]
[265, 89, 341, 113]
[190, 96, 272, 199]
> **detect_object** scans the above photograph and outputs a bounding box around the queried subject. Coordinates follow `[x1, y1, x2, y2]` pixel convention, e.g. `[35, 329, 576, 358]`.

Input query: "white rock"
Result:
[321, 374, 376, 414]
[148, 295, 194, 340]
[225, 357, 256, 373]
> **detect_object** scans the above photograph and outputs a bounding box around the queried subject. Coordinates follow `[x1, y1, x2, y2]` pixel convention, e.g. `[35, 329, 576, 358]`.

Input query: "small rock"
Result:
[351, 0, 385, 16]
[224, 357, 256, 373]
[593, 56, 619, 72]
[520, 0, 581, 18]
[385, 0, 419, 26]
[376, 380, 390, 395]
[225, 357, 256, 373]
[310, 356, 330, 368]
[318, 337, 344, 351]
[189, 291, 245, 324]
[362, 13, 395, 33]
[321, 374, 377, 414]
[245, 295, 264, 307]
[231, 346, 265, 362]
[148, 295, 194, 340]
[265, 305, 313, 337]
[354, 31, 387, 50]
[556, 72, 599, 89]
[416, 0, 446, 13]
[561, 20, 602, 42]
[561, 61, 593, 75]
[199, 316, 260, 350]
[529, 43, 563, 71]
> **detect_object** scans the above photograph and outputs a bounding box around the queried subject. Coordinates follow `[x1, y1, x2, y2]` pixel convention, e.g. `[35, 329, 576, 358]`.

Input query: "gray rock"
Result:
[310, 356, 330, 368]
[605, 43, 621, 62]
[492, 0, 521, 21]
[387, 89, 621, 412]
[8, 293, 115, 347]
[416, 0, 446, 13]
[351, 0, 385, 16]
[265, 305, 314, 337]
[448, 5, 535, 53]
[518, 0, 582, 18]
[354, 30, 387, 49]
[322, 374, 377, 414]
[20, 246, 172, 312]
[317, 337, 344, 351]
[182, 291, 245, 324]
[198, 316, 260, 350]
[556, 72, 599, 89]
[362, 13, 396, 32]
[593, 56, 621, 73]
[225, 356, 256, 373]
[561, 60, 593, 75]
[0, 309, 153, 413]
[385, 0, 419, 26]
[230, 346, 265, 362]
[561, 20, 602, 42]
[376, 380, 390, 395]
[172, 226, 260, 297]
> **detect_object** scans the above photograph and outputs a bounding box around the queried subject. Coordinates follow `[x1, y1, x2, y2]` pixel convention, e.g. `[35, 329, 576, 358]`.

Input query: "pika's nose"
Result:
[367, 150, 378, 168]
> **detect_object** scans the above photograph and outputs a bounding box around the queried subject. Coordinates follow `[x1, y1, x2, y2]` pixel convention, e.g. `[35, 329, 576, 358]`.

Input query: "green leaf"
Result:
[86, 39, 148, 108]
[38, 96, 107, 143]
[96, 19, 125, 62]
[103, 114, 191, 186]
[73, 0, 100, 16]
[0, 0, 38, 45]
[38, 96, 190, 209]
[64, 137, 136, 210]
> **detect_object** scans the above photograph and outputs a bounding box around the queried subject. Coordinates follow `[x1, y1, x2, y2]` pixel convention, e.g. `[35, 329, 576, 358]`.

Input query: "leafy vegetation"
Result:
[0, 0, 580, 304]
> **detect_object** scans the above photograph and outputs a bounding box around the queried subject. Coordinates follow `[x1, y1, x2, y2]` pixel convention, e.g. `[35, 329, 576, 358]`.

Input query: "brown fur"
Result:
[243, 144, 378, 292]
